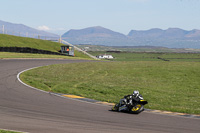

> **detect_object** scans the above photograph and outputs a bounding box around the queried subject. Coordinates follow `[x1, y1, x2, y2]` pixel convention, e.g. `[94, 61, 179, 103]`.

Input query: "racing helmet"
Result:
[133, 90, 139, 97]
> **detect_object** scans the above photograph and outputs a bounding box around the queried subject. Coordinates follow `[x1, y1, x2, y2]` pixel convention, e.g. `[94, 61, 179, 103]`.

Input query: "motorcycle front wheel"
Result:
[130, 104, 144, 114]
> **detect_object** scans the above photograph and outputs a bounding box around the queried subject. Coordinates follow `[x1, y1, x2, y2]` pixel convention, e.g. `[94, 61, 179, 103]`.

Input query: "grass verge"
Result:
[20, 61, 200, 114]
[0, 129, 21, 133]
[0, 52, 91, 60]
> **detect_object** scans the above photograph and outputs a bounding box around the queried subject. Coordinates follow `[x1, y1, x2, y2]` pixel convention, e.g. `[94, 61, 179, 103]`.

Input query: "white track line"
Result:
[17, 66, 108, 106]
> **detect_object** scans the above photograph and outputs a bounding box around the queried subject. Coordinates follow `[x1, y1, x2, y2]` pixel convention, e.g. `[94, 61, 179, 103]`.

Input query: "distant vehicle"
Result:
[96, 54, 114, 59]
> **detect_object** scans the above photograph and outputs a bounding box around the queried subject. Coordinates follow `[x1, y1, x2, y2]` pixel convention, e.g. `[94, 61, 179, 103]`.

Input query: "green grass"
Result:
[0, 129, 21, 133]
[0, 34, 92, 59]
[0, 34, 62, 52]
[75, 44, 200, 53]
[21, 61, 200, 114]
[89, 51, 200, 62]
[0, 52, 91, 60]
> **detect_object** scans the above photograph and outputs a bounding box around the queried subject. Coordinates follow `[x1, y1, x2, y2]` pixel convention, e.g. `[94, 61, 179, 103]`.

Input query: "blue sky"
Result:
[0, 0, 200, 35]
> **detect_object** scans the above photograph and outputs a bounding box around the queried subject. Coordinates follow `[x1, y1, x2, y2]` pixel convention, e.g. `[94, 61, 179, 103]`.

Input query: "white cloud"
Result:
[37, 25, 50, 31]
[36, 26, 67, 34]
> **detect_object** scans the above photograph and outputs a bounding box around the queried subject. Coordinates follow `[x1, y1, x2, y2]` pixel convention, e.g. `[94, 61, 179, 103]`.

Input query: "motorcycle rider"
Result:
[118, 90, 143, 111]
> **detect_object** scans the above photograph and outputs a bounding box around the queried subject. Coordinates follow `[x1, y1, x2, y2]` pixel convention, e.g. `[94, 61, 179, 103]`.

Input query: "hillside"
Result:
[128, 28, 200, 39]
[0, 34, 62, 52]
[0, 34, 91, 59]
[63, 26, 126, 38]
[62, 26, 130, 46]
[62, 26, 200, 49]
[0, 20, 58, 39]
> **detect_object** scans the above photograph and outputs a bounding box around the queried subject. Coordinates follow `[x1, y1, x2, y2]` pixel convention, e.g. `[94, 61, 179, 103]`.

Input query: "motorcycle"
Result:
[111, 96, 148, 114]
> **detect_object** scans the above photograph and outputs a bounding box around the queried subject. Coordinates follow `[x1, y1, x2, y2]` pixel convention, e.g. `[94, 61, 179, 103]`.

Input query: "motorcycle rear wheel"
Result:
[111, 104, 119, 111]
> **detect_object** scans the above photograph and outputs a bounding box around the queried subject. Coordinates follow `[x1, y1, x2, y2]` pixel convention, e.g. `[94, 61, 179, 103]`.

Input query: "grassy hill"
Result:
[0, 34, 61, 52]
[0, 34, 91, 59]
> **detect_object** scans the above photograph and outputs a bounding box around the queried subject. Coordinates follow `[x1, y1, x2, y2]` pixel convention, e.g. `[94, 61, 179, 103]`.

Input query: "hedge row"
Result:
[0, 47, 66, 56]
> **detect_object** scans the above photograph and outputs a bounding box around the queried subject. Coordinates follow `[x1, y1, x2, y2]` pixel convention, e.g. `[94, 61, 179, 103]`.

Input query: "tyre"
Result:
[130, 104, 144, 114]
[111, 104, 119, 111]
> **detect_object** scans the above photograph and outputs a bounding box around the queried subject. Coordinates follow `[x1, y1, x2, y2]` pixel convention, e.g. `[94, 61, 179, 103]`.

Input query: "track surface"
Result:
[0, 59, 199, 133]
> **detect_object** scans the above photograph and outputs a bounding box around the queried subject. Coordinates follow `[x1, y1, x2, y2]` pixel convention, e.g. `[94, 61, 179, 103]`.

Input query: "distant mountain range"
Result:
[1, 19, 200, 48]
[0, 20, 58, 39]
[62, 26, 200, 48]
[128, 28, 200, 39]
[62, 26, 129, 46]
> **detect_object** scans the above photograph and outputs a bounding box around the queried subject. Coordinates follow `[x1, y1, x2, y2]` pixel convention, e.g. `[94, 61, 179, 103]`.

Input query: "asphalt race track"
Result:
[0, 59, 200, 133]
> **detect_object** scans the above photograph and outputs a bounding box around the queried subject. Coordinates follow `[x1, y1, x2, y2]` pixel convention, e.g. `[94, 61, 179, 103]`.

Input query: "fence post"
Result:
[2, 25, 4, 34]
[59, 35, 62, 43]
